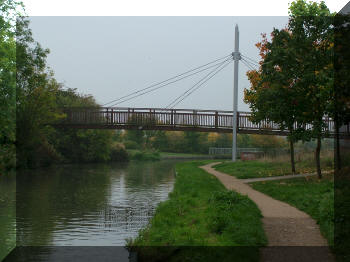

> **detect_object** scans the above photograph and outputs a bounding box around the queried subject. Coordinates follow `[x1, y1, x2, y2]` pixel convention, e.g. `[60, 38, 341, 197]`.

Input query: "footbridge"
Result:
[54, 107, 349, 138]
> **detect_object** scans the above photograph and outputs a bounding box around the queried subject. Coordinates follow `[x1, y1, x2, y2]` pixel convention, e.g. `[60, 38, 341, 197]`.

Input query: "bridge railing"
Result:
[59, 106, 349, 137]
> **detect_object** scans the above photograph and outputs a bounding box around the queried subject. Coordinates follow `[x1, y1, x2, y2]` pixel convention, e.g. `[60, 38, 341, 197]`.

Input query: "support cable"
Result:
[103, 54, 232, 106]
[241, 58, 256, 71]
[165, 57, 232, 109]
[240, 54, 260, 66]
[168, 58, 233, 109]
[240, 53, 273, 67]
[108, 59, 231, 107]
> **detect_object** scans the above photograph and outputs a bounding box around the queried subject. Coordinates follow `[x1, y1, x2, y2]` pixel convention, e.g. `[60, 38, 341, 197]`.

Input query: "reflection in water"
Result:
[16, 160, 177, 247]
[0, 173, 16, 261]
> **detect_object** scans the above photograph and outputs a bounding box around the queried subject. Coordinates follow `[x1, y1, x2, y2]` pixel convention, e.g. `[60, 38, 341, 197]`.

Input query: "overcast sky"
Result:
[28, 16, 292, 111]
[25, 1, 347, 112]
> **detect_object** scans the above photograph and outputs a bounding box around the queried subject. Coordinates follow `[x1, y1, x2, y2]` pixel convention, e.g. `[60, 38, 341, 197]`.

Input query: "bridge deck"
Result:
[55, 107, 350, 138]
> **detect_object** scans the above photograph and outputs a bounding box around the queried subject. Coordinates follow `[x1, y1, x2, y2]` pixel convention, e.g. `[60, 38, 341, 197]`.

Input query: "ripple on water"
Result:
[16, 160, 177, 247]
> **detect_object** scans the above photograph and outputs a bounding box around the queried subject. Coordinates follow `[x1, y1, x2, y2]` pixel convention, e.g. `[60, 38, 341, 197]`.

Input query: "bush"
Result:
[124, 140, 140, 150]
[0, 144, 16, 172]
[131, 151, 160, 161]
[110, 143, 129, 162]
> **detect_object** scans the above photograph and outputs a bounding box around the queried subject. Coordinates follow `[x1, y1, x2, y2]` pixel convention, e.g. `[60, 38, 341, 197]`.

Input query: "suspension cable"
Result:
[241, 53, 273, 67]
[240, 54, 260, 66]
[103, 53, 232, 106]
[165, 57, 232, 109]
[108, 59, 233, 107]
[168, 59, 233, 109]
[241, 58, 256, 71]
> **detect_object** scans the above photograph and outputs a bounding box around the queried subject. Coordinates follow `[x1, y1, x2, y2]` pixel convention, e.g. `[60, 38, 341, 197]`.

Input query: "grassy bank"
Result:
[250, 174, 334, 246]
[127, 150, 161, 161]
[127, 150, 220, 161]
[213, 151, 333, 179]
[129, 161, 267, 262]
[159, 152, 214, 159]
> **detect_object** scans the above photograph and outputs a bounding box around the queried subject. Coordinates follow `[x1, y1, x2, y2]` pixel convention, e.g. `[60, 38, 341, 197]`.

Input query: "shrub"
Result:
[124, 140, 140, 150]
[131, 151, 160, 161]
[110, 143, 129, 162]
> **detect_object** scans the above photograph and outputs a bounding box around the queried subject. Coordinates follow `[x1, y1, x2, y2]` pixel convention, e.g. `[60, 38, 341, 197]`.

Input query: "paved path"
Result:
[200, 162, 334, 262]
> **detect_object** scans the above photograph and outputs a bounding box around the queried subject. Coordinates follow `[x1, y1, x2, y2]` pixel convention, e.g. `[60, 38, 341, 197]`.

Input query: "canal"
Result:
[1, 160, 179, 261]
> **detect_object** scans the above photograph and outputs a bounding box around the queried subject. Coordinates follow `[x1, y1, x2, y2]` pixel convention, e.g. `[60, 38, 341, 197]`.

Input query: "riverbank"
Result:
[129, 161, 267, 261]
[127, 150, 219, 161]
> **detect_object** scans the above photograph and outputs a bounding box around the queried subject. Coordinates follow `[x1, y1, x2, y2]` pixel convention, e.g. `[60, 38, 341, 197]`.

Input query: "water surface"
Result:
[15, 160, 177, 247]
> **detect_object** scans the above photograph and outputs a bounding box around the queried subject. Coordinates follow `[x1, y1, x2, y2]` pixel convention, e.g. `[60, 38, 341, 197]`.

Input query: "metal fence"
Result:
[209, 147, 265, 155]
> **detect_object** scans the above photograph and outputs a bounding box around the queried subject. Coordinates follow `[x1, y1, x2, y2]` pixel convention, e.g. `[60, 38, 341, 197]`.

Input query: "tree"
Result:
[51, 88, 116, 163]
[0, 0, 23, 170]
[184, 132, 201, 153]
[152, 130, 169, 151]
[245, 30, 306, 174]
[245, 0, 334, 178]
[15, 14, 67, 167]
[287, 0, 334, 178]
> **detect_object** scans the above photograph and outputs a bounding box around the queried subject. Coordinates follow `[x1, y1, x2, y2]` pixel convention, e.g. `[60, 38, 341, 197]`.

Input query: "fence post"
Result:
[215, 111, 218, 128]
[111, 108, 114, 124]
[171, 109, 173, 126]
[193, 110, 198, 126]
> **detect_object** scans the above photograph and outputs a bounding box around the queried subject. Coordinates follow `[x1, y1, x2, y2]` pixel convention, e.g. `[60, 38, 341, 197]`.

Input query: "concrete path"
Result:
[200, 162, 334, 262]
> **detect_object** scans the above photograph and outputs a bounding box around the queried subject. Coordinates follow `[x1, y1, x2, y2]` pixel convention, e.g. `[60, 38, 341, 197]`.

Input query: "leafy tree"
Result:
[50, 88, 117, 163]
[287, 0, 334, 178]
[124, 130, 144, 148]
[12, 11, 125, 167]
[184, 132, 201, 153]
[165, 131, 186, 153]
[237, 134, 252, 148]
[152, 130, 169, 151]
[244, 31, 304, 173]
[215, 133, 232, 148]
[0, 0, 23, 170]
[245, 0, 334, 178]
[15, 15, 64, 168]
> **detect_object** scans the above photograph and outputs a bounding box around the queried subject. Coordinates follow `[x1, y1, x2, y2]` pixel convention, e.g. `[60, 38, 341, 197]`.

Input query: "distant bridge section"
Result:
[55, 107, 350, 138]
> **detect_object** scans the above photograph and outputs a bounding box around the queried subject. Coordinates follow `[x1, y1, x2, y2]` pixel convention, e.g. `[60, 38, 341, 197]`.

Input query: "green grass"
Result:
[159, 152, 210, 158]
[129, 161, 267, 262]
[213, 157, 333, 179]
[213, 161, 293, 179]
[250, 174, 334, 246]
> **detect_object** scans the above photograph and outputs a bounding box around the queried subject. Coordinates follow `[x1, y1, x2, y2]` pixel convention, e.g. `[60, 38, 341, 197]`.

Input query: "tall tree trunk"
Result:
[315, 136, 322, 179]
[290, 139, 296, 174]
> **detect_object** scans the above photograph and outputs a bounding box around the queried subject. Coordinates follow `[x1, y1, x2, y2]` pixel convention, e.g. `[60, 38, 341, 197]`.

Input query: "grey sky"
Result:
[28, 16, 288, 111]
